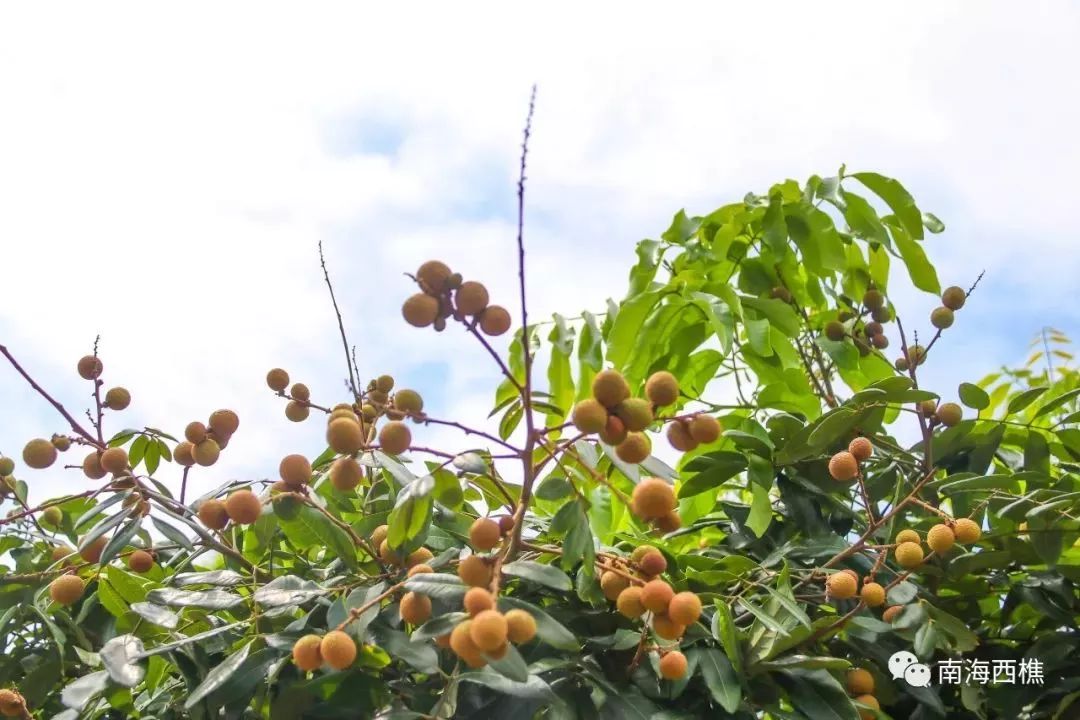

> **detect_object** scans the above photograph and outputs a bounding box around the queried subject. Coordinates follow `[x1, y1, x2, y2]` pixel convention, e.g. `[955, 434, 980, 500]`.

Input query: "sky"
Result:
[1, 2, 1078, 507]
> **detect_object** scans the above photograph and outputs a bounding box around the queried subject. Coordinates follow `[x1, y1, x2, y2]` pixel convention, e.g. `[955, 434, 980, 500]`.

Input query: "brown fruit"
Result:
[479, 305, 512, 336]
[936, 402, 963, 427]
[826, 572, 857, 600]
[846, 668, 875, 696]
[393, 389, 423, 416]
[825, 321, 847, 342]
[377, 539, 403, 565]
[435, 633, 452, 649]
[667, 592, 702, 626]
[871, 333, 890, 349]
[170, 441, 194, 469]
[770, 286, 793, 303]
[417, 260, 453, 294]
[103, 386, 131, 411]
[193, 439, 221, 467]
[592, 369, 631, 410]
[320, 630, 357, 670]
[638, 549, 667, 576]
[402, 293, 440, 327]
[941, 285, 966, 310]
[863, 289, 885, 311]
[616, 586, 646, 618]
[209, 409, 239, 437]
[464, 587, 496, 616]
[407, 564, 433, 577]
[872, 306, 892, 323]
[860, 582, 886, 607]
[450, 621, 485, 667]
[652, 613, 685, 640]
[0, 457, 12, 476]
[659, 650, 688, 680]
[498, 515, 515, 534]
[571, 398, 608, 434]
[0, 689, 24, 717]
[378, 421, 411, 455]
[918, 399, 938, 417]
[458, 555, 492, 587]
[616, 433, 651, 464]
[198, 499, 229, 530]
[100, 447, 128, 474]
[645, 371, 679, 407]
[49, 433, 69, 451]
[330, 457, 363, 491]
[278, 454, 311, 486]
[848, 437, 873, 462]
[185, 421, 208, 444]
[614, 398, 654, 432]
[290, 383, 311, 402]
[653, 511, 682, 534]
[930, 306, 954, 329]
[631, 478, 676, 521]
[828, 451, 859, 481]
[688, 414, 721, 444]
[327, 417, 365, 454]
[267, 368, 290, 392]
[127, 549, 154, 573]
[77, 355, 103, 380]
[455, 281, 489, 316]
[371, 525, 389, 549]
[407, 547, 434, 568]
[80, 536, 107, 563]
[225, 490, 261, 525]
[641, 579, 675, 613]
[469, 518, 502, 551]
[469, 610, 508, 652]
[953, 518, 981, 544]
[895, 541, 924, 569]
[292, 635, 322, 671]
[666, 421, 698, 452]
[285, 401, 310, 422]
[895, 356, 910, 371]
[864, 321, 884, 337]
[598, 415, 628, 445]
[907, 344, 927, 366]
[400, 592, 433, 625]
[883, 605, 904, 623]
[896, 529, 921, 545]
[22, 439, 57, 469]
[49, 574, 85, 605]
[600, 570, 630, 601]
[927, 524, 956, 555]
[854, 695, 880, 720]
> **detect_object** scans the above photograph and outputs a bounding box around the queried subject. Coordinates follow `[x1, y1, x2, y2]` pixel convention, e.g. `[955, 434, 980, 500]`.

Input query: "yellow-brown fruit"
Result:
[435, 633, 452, 649]
[930, 306, 954, 330]
[825, 321, 847, 342]
[464, 587, 496, 616]
[860, 582, 886, 607]
[208, 409, 239, 438]
[80, 536, 107, 564]
[667, 592, 702, 626]
[193, 439, 221, 467]
[292, 635, 322, 671]
[666, 420, 698, 452]
[616, 433, 651, 464]
[826, 572, 857, 600]
[846, 668, 875, 696]
[48, 432, 69, 450]
[883, 605, 905, 623]
[863, 289, 885, 311]
[458, 555, 492, 587]
[100, 447, 128, 474]
[169, 441, 194, 467]
[417, 260, 453, 294]
[936, 402, 963, 427]
[407, 547, 434, 568]
[652, 613, 685, 640]
[469, 518, 502, 551]
[941, 285, 966, 311]
[907, 344, 927, 366]
[645, 371, 679, 407]
[641, 579, 675, 613]
[638, 549, 667, 577]
[407, 564, 433, 577]
[871, 333, 890, 350]
[895, 541, 925, 569]
[360, 404, 378, 422]
[400, 592, 433, 625]
[373, 374, 394, 393]
[267, 368, 290, 392]
[469, 610, 508, 652]
[454, 281, 489, 316]
[198, 499, 229, 530]
[895, 356, 910, 371]
[327, 417, 365, 454]
[615, 398, 654, 432]
[848, 437, 872, 462]
[371, 524, 389, 549]
[653, 511, 682, 534]
[842, 569, 858, 581]
[0, 457, 12, 476]
[571, 398, 608, 434]
[290, 383, 311, 402]
[592, 369, 631, 410]
[479, 305, 512, 336]
[450, 621, 485, 667]
[49, 574, 85, 605]
[896, 529, 921, 545]
[378, 421, 411, 455]
[632, 478, 676, 521]
[598, 415, 628, 445]
[368, 389, 389, 406]
[498, 515, 515, 534]
[379, 540, 403, 566]
[953, 518, 981, 544]
[918, 399, 938, 417]
[402, 293, 440, 327]
[659, 651, 688, 680]
[42, 506, 63, 526]
[22, 438, 57, 469]
[616, 586, 646, 618]
[127, 549, 154, 573]
[320, 630, 357, 670]
[688, 414, 721, 444]
[828, 451, 859, 481]
[927, 524, 956, 555]
[185, 421, 208, 444]
[394, 389, 424, 416]
[78, 355, 103, 380]
[329, 457, 362, 491]
[285, 400, 310, 422]
[0, 689, 24, 717]
[600, 571, 630, 601]
[225, 490, 261, 525]
[854, 695, 880, 720]
[631, 544, 657, 564]
[330, 407, 361, 423]
[486, 642, 509, 660]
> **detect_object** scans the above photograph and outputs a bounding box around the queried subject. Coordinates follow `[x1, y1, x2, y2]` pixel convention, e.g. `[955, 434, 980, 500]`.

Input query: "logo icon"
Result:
[889, 650, 933, 687]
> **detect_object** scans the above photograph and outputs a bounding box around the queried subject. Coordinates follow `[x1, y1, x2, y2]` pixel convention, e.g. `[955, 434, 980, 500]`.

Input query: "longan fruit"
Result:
[469, 518, 502, 551]
[450, 621, 485, 668]
[104, 387, 131, 410]
[631, 478, 676, 521]
[917, 399, 938, 417]
[479, 305, 512, 336]
[196, 498, 228, 530]
[864, 321, 883, 337]
[826, 572, 857, 600]
[185, 421, 208, 444]
[616, 433, 651, 464]
[645, 371, 679, 407]
[454, 281, 489, 316]
[667, 592, 702, 626]
[378, 421, 411, 455]
[882, 605, 905, 623]
[400, 592, 432, 625]
[688, 414, 720, 444]
[600, 570, 630, 601]
[906, 344, 927, 366]
[770, 286, 793, 303]
[486, 642, 509, 660]
[872, 306, 892, 323]
[860, 582, 886, 607]
[848, 437, 873, 462]
[641, 579, 674, 614]
[895, 529, 921, 545]
[953, 518, 981, 544]
[373, 374, 394, 394]
[0, 689, 24, 717]
[327, 418, 365, 454]
[598, 415, 628, 445]
[659, 650, 688, 680]
[100, 447, 128, 474]
[631, 545, 657, 564]
[828, 451, 859, 481]
[417, 260, 452, 294]
[0, 457, 13, 476]
[458, 555, 492, 587]
[127, 549, 154, 573]
[407, 547, 434, 568]
[871, 333, 890, 349]
[894, 356, 910, 371]
[42, 506, 62, 526]
[320, 630, 357, 670]
[666, 421, 698, 452]
[367, 389, 389, 406]
[277, 454, 310, 486]
[77, 355, 103, 380]
[824, 321, 846, 342]
[652, 613, 685, 640]
[895, 541, 924, 569]
[469, 610, 508, 653]
[498, 515, 515, 534]
[407, 564, 433, 577]
[267, 368, 290, 392]
[842, 569, 858, 581]
[393, 389, 424, 416]
[193, 439, 221, 467]
[329, 457, 363, 491]
[80, 536, 107, 564]
[571, 398, 608, 434]
[936, 402, 963, 427]
[464, 587, 496, 616]
[371, 524, 389, 549]
[378, 540, 404, 566]
[941, 286, 966, 311]
[225, 490, 261, 525]
[930, 306, 954, 329]
[638, 549, 667, 577]
[292, 635, 323, 671]
[846, 668, 875, 696]
[927, 524, 956, 555]
[49, 574, 85, 605]
[854, 695, 880, 720]
[290, 383, 311, 402]
[862, 289, 885, 311]
[592, 369, 630, 410]
[285, 401, 310, 422]
[614, 398, 654, 432]
[81, 451, 107, 480]
[653, 511, 682, 534]
[616, 586, 645, 618]
[22, 438, 57, 469]
[209, 409, 239, 438]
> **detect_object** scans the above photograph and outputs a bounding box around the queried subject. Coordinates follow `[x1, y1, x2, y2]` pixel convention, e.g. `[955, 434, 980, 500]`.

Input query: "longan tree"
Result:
[1, 103, 1078, 720]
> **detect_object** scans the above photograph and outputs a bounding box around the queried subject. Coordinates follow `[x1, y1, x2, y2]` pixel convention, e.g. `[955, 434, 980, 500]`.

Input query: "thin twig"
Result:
[319, 241, 360, 399]
[0, 344, 102, 447]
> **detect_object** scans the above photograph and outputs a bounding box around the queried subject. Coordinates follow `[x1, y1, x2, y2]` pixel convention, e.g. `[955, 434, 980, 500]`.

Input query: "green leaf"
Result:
[854, 172, 923, 240]
[741, 296, 801, 337]
[501, 561, 573, 592]
[693, 648, 741, 713]
[1033, 388, 1080, 419]
[403, 573, 469, 600]
[841, 191, 890, 249]
[775, 668, 859, 720]
[679, 452, 747, 498]
[497, 596, 579, 651]
[607, 291, 662, 371]
[185, 641, 251, 709]
[1007, 387, 1049, 416]
[412, 612, 468, 642]
[887, 220, 940, 293]
[712, 601, 742, 675]
[386, 476, 435, 554]
[922, 212, 945, 233]
[738, 598, 789, 637]
[745, 317, 773, 357]
[484, 642, 529, 683]
[145, 588, 243, 610]
[959, 382, 990, 411]
[747, 483, 773, 538]
[100, 517, 142, 567]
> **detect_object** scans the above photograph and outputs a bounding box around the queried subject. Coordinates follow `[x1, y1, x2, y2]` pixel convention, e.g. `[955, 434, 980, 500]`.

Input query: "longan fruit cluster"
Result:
[918, 400, 962, 428]
[402, 260, 511, 337]
[196, 487, 262, 529]
[0, 688, 27, 717]
[266, 367, 318, 423]
[666, 414, 720, 454]
[828, 436, 873, 482]
[291, 630, 358, 672]
[368, 524, 435, 570]
[630, 478, 681, 533]
[930, 285, 967, 331]
[823, 288, 894, 355]
[824, 569, 885, 607]
[845, 668, 880, 720]
[0, 458, 17, 500]
[892, 518, 980, 569]
[173, 409, 239, 469]
[447, 606, 537, 668]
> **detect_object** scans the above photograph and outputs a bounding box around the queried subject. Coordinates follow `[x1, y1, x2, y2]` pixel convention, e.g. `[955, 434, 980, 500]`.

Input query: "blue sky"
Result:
[1, 2, 1078, 504]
